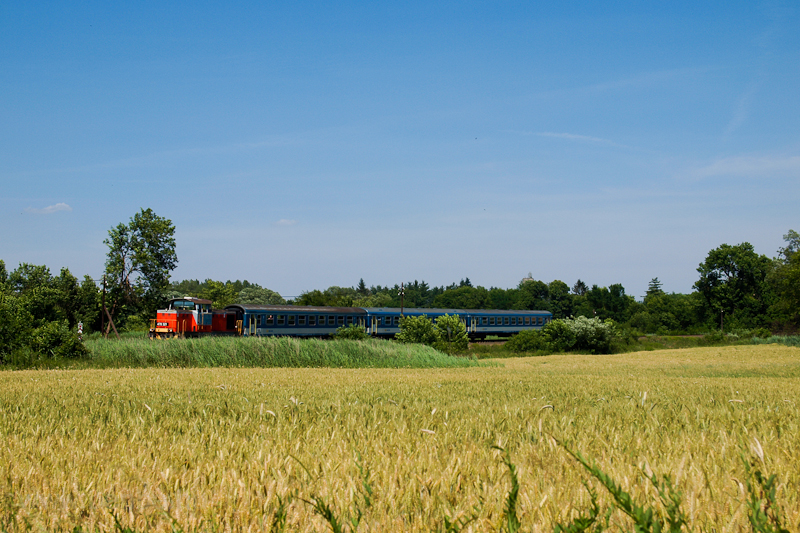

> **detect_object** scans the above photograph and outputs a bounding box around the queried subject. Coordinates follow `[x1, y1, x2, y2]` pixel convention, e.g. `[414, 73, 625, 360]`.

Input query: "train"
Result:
[149, 297, 552, 340]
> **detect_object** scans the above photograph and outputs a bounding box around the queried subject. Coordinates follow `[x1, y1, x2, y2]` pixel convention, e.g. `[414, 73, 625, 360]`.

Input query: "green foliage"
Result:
[542, 319, 577, 352]
[767, 229, 800, 329]
[559, 441, 688, 533]
[743, 440, 790, 533]
[492, 446, 521, 533]
[0, 263, 96, 364]
[0, 293, 33, 363]
[104, 208, 177, 324]
[433, 314, 469, 354]
[396, 314, 439, 346]
[694, 242, 773, 330]
[236, 286, 286, 305]
[81, 336, 484, 369]
[542, 317, 617, 354]
[199, 279, 237, 308]
[29, 320, 88, 359]
[334, 324, 369, 340]
[505, 329, 546, 353]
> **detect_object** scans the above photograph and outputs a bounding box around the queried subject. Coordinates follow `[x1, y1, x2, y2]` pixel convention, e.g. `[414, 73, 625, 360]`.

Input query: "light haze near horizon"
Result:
[2, 1, 798, 299]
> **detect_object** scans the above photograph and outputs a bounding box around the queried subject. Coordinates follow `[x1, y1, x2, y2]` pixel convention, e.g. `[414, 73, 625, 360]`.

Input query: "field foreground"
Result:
[1, 345, 799, 532]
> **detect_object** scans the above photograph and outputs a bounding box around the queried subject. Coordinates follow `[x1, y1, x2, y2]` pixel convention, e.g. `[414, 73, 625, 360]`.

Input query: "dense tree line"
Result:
[2, 213, 797, 364]
[294, 231, 800, 334]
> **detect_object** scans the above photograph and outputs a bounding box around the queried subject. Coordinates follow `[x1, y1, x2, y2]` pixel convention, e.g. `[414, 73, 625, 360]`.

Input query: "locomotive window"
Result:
[288, 315, 296, 326]
[299, 316, 306, 326]
[277, 315, 285, 325]
[309, 315, 316, 326]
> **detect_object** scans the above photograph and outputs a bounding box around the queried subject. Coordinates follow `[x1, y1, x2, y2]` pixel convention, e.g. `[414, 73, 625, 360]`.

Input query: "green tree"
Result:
[236, 286, 286, 306]
[572, 279, 588, 296]
[547, 280, 574, 319]
[104, 208, 177, 327]
[200, 280, 237, 308]
[768, 230, 800, 329]
[694, 243, 772, 330]
[646, 278, 664, 298]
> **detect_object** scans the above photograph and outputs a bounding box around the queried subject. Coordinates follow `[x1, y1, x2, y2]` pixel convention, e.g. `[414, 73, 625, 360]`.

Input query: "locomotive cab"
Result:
[149, 297, 213, 338]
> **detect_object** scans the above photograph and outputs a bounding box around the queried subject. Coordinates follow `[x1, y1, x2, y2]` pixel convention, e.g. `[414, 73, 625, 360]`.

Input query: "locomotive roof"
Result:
[170, 297, 212, 304]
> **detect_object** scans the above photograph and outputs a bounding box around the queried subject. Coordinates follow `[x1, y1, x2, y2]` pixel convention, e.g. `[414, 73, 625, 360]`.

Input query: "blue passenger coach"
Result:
[364, 307, 551, 339]
[225, 304, 552, 339]
[225, 305, 368, 337]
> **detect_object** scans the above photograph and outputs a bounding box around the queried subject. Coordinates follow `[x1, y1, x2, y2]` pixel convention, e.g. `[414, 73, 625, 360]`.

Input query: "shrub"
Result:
[29, 320, 88, 359]
[543, 316, 617, 354]
[396, 315, 439, 346]
[570, 316, 616, 354]
[432, 314, 469, 355]
[751, 327, 772, 339]
[505, 330, 546, 353]
[542, 319, 576, 352]
[333, 324, 369, 341]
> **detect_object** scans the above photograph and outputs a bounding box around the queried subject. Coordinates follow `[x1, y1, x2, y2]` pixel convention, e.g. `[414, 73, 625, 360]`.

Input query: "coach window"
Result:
[288, 315, 296, 326]
[266, 315, 274, 326]
[299, 316, 306, 326]
[309, 315, 316, 326]
[489, 317, 495, 325]
[503, 317, 509, 325]
[337, 316, 344, 326]
[277, 315, 285, 326]
[511, 317, 516, 325]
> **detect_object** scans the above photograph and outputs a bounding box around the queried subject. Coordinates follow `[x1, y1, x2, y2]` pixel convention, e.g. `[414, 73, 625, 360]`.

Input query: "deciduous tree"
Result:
[694, 242, 772, 329]
[104, 208, 177, 326]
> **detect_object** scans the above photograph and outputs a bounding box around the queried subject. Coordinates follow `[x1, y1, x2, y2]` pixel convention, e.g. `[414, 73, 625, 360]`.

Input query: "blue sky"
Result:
[2, 1, 798, 300]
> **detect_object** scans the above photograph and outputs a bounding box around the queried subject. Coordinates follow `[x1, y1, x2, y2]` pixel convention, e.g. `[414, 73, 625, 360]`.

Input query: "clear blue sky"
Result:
[2, 1, 798, 299]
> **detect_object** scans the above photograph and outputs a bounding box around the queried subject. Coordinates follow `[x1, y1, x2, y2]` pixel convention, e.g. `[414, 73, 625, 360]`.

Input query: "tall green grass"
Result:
[82, 336, 483, 369]
[751, 335, 800, 348]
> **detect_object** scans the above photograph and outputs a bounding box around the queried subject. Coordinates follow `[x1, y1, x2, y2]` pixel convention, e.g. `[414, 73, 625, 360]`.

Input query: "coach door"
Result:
[371, 316, 377, 335]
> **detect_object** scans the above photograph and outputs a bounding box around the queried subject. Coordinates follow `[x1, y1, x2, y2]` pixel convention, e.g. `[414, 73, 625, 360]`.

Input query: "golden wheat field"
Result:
[1, 344, 799, 532]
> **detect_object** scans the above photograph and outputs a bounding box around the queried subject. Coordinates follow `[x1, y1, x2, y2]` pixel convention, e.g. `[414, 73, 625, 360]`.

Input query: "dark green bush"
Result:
[396, 315, 439, 346]
[29, 320, 88, 359]
[333, 324, 369, 341]
[542, 319, 576, 352]
[432, 314, 469, 355]
[505, 330, 546, 353]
